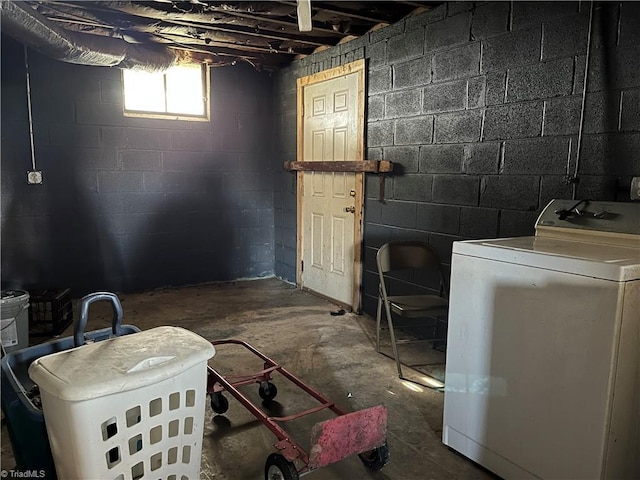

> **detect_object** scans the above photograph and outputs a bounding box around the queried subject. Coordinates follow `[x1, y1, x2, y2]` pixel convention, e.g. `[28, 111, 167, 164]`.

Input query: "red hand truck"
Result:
[206, 339, 389, 480]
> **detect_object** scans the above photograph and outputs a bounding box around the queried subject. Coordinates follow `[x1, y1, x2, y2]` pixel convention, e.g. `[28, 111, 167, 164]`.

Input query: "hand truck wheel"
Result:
[264, 453, 299, 480]
[359, 441, 389, 471]
[210, 392, 229, 414]
[258, 381, 278, 401]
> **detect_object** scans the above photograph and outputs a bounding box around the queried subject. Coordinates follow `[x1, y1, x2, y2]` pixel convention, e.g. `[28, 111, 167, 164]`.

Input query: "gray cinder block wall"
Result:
[272, 1, 640, 314]
[1, 35, 275, 294]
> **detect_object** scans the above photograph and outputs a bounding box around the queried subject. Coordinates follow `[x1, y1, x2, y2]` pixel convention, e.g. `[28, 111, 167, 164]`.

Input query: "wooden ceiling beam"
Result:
[192, 5, 351, 37]
[47, 2, 337, 45]
[165, 20, 329, 48]
[164, 44, 286, 69]
[137, 17, 329, 48]
[93, 1, 346, 38]
[44, 21, 294, 58]
[275, 0, 395, 25]
[151, 31, 296, 55]
[39, 2, 329, 53]
[163, 40, 276, 62]
[52, 16, 319, 54]
[397, 1, 438, 8]
[44, 15, 115, 31]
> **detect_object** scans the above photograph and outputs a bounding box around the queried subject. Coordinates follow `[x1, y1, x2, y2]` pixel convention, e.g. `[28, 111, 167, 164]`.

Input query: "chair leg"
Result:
[433, 314, 448, 352]
[383, 302, 403, 379]
[375, 297, 382, 352]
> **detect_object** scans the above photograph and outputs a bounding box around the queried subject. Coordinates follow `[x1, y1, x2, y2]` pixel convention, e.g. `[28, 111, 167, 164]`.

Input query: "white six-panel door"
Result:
[297, 61, 364, 309]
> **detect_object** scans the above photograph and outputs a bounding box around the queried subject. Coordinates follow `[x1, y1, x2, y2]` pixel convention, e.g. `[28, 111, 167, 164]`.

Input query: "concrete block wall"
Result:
[271, 71, 299, 282]
[273, 1, 640, 314]
[1, 35, 275, 294]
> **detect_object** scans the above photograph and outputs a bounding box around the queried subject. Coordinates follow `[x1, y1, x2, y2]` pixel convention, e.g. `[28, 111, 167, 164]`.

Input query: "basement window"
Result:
[122, 64, 209, 121]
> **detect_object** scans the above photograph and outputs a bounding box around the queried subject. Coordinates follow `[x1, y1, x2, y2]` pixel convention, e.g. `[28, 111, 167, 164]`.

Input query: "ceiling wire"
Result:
[24, 45, 38, 173]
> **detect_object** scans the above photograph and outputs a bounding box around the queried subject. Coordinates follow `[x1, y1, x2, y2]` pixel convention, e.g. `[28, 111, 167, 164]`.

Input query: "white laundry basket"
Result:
[28, 326, 215, 480]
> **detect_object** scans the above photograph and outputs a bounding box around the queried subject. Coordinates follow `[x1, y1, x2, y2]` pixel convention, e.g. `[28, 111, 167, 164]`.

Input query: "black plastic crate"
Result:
[29, 288, 73, 337]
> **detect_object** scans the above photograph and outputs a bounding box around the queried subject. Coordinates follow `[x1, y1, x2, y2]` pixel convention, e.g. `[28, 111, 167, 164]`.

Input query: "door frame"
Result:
[296, 59, 366, 312]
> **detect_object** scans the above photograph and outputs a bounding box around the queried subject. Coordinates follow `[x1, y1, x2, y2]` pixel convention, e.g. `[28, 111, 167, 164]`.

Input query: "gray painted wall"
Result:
[272, 1, 640, 314]
[1, 35, 275, 294]
[2, 2, 639, 303]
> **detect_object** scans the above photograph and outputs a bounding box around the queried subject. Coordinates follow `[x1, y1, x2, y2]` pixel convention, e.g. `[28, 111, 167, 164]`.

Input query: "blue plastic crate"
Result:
[1, 292, 139, 478]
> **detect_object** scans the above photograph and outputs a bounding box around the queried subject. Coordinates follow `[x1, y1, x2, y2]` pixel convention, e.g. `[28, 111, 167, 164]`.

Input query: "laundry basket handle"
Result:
[74, 292, 124, 347]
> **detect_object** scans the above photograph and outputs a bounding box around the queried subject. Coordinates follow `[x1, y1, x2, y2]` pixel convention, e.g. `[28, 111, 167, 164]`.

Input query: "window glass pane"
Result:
[123, 70, 165, 112]
[166, 64, 205, 116]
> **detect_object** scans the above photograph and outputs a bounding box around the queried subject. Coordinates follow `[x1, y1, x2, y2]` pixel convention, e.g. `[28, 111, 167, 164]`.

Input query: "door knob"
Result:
[344, 206, 356, 213]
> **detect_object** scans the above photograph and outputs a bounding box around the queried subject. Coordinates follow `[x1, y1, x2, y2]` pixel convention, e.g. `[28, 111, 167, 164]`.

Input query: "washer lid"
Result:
[28, 326, 215, 401]
[453, 236, 640, 281]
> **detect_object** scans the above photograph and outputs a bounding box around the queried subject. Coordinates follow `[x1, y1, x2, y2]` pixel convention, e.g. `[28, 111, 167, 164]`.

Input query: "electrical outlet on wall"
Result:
[27, 170, 43, 185]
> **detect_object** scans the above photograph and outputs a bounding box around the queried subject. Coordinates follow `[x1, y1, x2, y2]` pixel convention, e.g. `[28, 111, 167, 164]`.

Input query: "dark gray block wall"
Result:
[1, 35, 275, 294]
[272, 1, 640, 314]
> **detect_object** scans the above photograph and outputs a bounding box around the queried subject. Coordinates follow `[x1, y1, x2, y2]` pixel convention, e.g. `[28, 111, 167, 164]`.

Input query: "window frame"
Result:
[121, 63, 211, 122]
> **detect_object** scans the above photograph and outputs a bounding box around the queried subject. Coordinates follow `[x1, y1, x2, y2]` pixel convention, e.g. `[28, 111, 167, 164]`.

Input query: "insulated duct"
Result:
[0, 0, 178, 72]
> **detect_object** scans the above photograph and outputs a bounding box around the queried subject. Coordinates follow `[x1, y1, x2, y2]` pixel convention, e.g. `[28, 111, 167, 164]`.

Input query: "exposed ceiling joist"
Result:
[277, 1, 398, 25]
[6, 1, 440, 70]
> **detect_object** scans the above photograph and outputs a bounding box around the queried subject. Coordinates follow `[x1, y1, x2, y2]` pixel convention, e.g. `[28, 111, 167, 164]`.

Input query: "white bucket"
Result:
[1, 290, 30, 353]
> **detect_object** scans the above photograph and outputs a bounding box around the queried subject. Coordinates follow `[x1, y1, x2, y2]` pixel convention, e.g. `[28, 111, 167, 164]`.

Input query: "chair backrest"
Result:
[376, 241, 447, 297]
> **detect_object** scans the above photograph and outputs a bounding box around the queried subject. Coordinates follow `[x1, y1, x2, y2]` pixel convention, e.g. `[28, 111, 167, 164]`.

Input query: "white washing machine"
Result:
[442, 199, 640, 480]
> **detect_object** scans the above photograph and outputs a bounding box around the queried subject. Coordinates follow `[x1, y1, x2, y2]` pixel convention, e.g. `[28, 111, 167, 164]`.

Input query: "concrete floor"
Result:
[2, 278, 496, 480]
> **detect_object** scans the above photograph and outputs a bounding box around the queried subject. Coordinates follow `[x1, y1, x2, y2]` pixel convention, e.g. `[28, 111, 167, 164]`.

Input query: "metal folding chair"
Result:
[375, 241, 449, 385]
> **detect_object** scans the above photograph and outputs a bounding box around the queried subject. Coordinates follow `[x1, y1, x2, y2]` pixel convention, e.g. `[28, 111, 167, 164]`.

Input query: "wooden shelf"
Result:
[283, 160, 393, 173]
